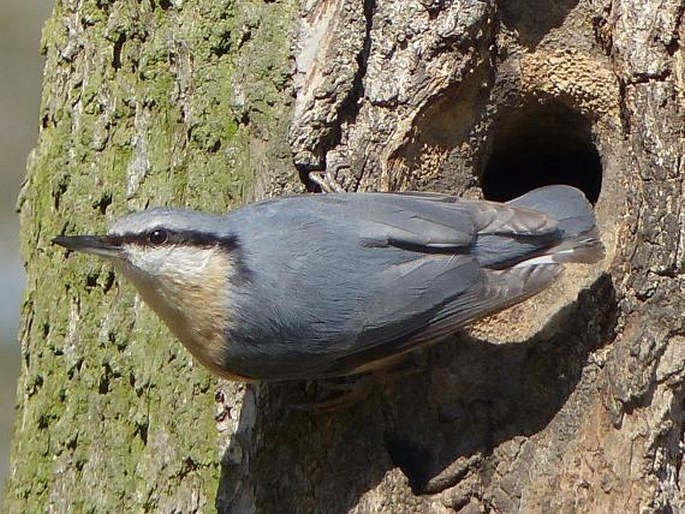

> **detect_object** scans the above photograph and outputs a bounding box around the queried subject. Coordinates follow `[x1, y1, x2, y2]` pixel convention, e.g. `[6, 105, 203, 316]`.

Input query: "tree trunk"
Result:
[5, 0, 299, 512]
[6, 0, 685, 513]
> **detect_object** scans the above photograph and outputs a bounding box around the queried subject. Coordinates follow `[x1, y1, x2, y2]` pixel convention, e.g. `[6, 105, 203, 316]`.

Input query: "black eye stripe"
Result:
[107, 230, 239, 251]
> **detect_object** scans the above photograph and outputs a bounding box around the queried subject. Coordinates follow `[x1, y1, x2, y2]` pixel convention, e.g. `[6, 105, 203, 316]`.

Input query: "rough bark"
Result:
[5, 0, 298, 512]
[7, 0, 685, 513]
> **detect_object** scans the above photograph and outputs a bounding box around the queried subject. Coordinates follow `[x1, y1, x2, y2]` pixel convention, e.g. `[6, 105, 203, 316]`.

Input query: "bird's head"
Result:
[53, 207, 242, 287]
[53, 208, 247, 377]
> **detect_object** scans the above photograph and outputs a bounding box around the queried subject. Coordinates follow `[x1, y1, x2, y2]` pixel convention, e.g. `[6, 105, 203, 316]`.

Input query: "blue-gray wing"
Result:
[320, 193, 560, 332]
[323, 188, 603, 375]
[330, 262, 562, 376]
[346, 192, 559, 249]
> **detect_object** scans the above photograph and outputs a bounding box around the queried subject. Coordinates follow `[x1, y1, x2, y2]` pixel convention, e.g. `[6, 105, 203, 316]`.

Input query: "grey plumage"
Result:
[214, 185, 603, 380]
[54, 185, 604, 382]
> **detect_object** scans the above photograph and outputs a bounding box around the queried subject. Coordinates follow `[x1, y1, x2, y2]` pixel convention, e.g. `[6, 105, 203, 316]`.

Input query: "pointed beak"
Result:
[52, 235, 124, 260]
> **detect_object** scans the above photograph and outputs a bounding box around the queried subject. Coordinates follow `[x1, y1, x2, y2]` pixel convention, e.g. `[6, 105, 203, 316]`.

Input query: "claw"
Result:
[289, 374, 374, 412]
[308, 170, 345, 193]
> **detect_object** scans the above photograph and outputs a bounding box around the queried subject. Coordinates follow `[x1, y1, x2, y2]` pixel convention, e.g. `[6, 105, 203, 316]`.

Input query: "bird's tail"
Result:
[508, 185, 605, 264]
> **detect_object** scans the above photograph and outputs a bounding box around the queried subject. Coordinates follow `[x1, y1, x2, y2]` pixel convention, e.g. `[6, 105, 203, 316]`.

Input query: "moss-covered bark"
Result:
[5, 0, 297, 511]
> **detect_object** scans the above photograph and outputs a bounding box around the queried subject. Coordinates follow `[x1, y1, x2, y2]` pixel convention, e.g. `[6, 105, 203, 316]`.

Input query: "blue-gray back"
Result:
[216, 187, 600, 380]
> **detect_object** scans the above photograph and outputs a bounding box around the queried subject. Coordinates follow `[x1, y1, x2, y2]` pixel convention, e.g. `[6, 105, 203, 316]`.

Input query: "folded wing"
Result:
[315, 191, 574, 376]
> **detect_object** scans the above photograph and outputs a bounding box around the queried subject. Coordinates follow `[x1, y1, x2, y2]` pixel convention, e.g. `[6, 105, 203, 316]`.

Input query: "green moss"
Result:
[6, 0, 299, 511]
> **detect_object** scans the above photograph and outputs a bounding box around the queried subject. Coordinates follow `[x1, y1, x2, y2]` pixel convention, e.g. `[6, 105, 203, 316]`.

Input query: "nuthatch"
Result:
[53, 185, 604, 382]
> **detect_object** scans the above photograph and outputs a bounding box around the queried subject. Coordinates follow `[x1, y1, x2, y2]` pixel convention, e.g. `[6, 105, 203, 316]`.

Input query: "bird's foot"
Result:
[290, 374, 374, 412]
[307, 170, 345, 193]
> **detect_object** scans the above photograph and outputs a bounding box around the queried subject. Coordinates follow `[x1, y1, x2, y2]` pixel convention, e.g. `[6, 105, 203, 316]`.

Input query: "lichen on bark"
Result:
[6, 0, 298, 512]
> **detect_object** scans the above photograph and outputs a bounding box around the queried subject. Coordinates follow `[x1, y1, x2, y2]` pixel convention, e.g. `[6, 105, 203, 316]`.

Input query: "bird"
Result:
[53, 185, 604, 382]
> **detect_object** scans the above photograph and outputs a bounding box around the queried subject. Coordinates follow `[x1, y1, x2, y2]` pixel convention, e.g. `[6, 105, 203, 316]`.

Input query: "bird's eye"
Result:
[149, 229, 168, 245]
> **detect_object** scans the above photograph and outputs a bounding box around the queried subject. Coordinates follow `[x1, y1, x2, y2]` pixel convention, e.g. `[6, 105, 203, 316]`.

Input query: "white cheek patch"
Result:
[160, 246, 217, 279]
[125, 245, 222, 280]
[125, 245, 171, 275]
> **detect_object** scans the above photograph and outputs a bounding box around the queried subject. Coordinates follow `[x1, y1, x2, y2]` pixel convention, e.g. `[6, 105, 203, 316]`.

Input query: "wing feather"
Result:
[329, 263, 563, 375]
[325, 193, 560, 250]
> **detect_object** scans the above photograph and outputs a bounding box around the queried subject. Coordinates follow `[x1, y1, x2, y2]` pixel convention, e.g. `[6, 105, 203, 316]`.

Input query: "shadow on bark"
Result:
[498, 0, 581, 48]
[218, 274, 616, 513]
[383, 274, 617, 493]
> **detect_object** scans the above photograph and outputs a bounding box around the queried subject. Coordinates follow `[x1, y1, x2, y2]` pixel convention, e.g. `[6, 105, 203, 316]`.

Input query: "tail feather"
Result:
[508, 185, 605, 265]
